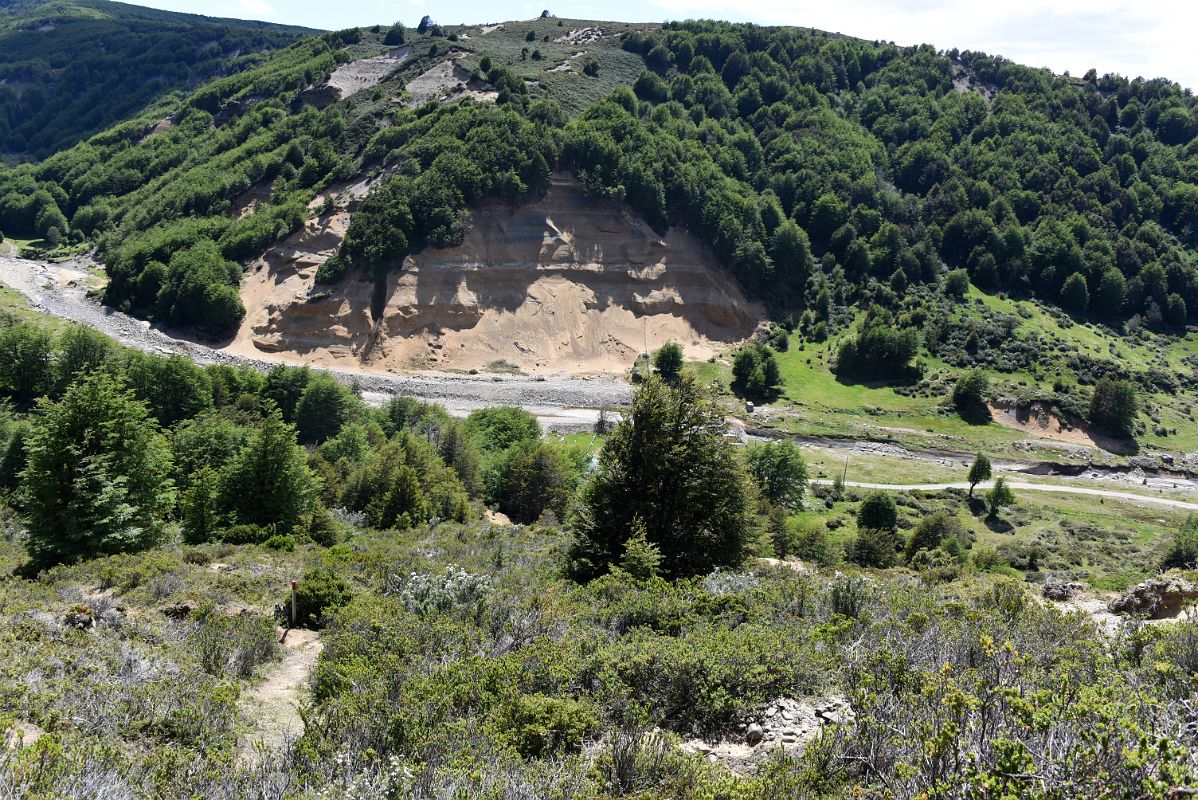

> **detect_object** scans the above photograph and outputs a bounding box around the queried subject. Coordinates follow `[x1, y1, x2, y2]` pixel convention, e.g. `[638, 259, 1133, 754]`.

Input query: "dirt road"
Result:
[812, 479, 1198, 511]
[2, 251, 1196, 507]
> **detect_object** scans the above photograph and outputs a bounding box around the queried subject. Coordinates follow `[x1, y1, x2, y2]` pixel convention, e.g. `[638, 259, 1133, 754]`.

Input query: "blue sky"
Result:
[132, 0, 1198, 91]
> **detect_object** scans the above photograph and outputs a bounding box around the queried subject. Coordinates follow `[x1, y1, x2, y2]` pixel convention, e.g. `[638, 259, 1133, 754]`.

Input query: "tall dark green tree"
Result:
[21, 373, 175, 566]
[653, 341, 684, 382]
[262, 365, 311, 423]
[218, 410, 317, 531]
[295, 373, 355, 445]
[967, 454, 992, 497]
[123, 353, 213, 428]
[857, 491, 897, 532]
[496, 441, 575, 523]
[0, 324, 54, 409]
[1089, 377, 1138, 437]
[54, 325, 116, 396]
[745, 440, 807, 509]
[570, 375, 757, 579]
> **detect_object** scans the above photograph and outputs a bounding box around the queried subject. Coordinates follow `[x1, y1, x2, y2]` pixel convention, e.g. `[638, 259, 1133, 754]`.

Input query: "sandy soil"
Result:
[988, 399, 1132, 454]
[234, 174, 765, 375]
[405, 58, 498, 106]
[231, 179, 275, 219]
[0, 252, 635, 422]
[556, 26, 606, 44]
[238, 628, 322, 767]
[325, 45, 411, 101]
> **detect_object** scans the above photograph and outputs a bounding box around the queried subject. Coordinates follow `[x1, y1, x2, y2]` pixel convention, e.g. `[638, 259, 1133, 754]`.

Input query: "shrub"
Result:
[502, 694, 598, 757]
[307, 503, 344, 547]
[828, 575, 873, 618]
[791, 519, 837, 565]
[910, 547, 962, 583]
[904, 512, 966, 562]
[396, 564, 492, 618]
[290, 568, 353, 629]
[848, 527, 902, 568]
[620, 523, 664, 581]
[191, 608, 281, 679]
[1163, 516, 1198, 570]
[263, 534, 295, 552]
[220, 523, 273, 544]
[857, 491, 897, 532]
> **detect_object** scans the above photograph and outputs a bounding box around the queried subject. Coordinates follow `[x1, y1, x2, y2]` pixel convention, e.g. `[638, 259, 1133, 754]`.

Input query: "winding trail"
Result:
[812, 479, 1198, 511]
[238, 628, 322, 766]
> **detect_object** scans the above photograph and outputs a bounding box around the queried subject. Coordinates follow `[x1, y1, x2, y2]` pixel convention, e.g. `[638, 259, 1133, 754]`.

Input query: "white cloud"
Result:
[645, 0, 1198, 90]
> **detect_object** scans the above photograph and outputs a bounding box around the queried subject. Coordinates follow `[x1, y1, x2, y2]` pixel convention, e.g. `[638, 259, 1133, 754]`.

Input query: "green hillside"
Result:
[0, 0, 314, 159]
[0, 15, 1197, 449]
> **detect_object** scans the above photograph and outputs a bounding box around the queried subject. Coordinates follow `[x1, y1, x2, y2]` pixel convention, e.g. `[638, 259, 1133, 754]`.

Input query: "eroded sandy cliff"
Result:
[229, 175, 763, 374]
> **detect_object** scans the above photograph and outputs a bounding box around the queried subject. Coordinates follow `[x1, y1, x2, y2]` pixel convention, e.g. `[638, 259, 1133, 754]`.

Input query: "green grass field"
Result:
[688, 282, 1198, 465]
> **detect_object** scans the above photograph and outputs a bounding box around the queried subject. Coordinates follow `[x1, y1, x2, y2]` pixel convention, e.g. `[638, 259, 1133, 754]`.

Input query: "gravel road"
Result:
[3, 250, 1197, 506]
[0, 253, 632, 428]
[811, 479, 1198, 511]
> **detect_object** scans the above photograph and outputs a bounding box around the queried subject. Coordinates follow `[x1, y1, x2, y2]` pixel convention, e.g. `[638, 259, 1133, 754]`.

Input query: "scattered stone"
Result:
[161, 601, 197, 620]
[746, 723, 763, 745]
[97, 607, 126, 629]
[1042, 579, 1084, 601]
[62, 604, 94, 630]
[1109, 576, 1198, 619]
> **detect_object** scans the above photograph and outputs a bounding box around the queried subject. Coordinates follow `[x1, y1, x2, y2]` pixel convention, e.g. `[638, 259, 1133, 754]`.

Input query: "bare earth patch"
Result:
[329, 46, 411, 99]
[681, 696, 851, 775]
[988, 399, 1131, 454]
[556, 26, 606, 45]
[404, 58, 498, 106]
[234, 173, 764, 375]
[238, 628, 322, 767]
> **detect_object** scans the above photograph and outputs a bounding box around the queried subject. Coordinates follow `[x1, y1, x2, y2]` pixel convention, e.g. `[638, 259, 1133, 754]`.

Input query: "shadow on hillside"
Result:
[955, 401, 993, 426]
[983, 516, 1015, 534]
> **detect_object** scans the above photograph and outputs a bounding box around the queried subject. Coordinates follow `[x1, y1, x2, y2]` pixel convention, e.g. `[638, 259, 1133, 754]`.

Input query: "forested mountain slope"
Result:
[0, 15, 1196, 360]
[0, 0, 314, 159]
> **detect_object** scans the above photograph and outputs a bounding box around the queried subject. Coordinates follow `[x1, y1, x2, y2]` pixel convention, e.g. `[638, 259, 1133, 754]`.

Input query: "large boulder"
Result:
[1042, 579, 1083, 601]
[1108, 576, 1198, 619]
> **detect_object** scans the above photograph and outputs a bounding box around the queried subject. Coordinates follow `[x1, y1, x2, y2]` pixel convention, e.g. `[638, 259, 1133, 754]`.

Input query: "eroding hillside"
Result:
[231, 176, 763, 373]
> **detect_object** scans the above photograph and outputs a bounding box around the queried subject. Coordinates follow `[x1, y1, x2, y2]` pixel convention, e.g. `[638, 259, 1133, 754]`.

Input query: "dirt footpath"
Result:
[238, 628, 323, 767]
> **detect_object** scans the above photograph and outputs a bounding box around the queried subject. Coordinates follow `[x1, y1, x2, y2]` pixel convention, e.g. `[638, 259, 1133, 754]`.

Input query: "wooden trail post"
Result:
[290, 580, 297, 628]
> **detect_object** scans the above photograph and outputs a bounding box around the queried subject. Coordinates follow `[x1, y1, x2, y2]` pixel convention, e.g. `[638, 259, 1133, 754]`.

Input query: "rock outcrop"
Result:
[1108, 575, 1198, 619]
